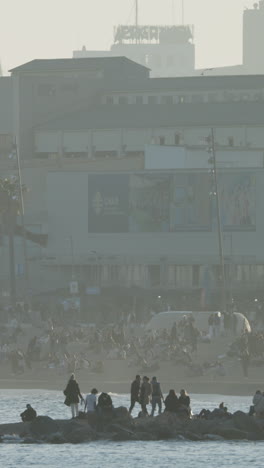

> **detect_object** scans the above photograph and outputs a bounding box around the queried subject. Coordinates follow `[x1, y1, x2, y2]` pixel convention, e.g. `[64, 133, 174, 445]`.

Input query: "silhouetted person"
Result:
[97, 392, 113, 416]
[63, 373, 84, 418]
[129, 375, 141, 414]
[140, 376, 152, 415]
[20, 404, 37, 422]
[164, 389, 179, 413]
[151, 376, 163, 416]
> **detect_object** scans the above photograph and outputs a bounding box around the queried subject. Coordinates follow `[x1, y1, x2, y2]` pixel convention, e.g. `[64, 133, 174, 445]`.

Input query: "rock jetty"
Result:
[1, 408, 264, 444]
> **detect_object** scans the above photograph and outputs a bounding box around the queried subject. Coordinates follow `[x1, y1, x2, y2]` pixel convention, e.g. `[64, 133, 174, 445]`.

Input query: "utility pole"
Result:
[208, 128, 227, 312]
[7, 197, 16, 308]
[135, 0, 139, 44]
[14, 140, 30, 302]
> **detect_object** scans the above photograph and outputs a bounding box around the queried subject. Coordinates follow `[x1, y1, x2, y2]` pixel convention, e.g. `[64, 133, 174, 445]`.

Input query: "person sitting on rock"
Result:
[164, 389, 179, 413]
[84, 388, 98, 413]
[249, 390, 262, 416]
[20, 404, 37, 422]
[97, 392, 113, 415]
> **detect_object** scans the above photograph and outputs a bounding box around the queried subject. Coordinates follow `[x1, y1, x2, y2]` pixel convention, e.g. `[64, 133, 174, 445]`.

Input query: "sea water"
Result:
[0, 390, 263, 468]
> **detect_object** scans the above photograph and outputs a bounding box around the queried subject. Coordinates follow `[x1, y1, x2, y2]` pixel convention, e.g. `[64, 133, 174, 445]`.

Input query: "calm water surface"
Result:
[0, 390, 263, 468]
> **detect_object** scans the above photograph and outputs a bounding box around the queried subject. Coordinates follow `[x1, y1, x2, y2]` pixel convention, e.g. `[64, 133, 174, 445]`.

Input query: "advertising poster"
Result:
[88, 174, 129, 233]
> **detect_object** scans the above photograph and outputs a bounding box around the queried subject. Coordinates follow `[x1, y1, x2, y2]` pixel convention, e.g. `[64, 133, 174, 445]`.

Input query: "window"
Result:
[148, 95, 158, 104]
[228, 136, 234, 147]
[38, 84, 56, 96]
[192, 94, 204, 103]
[148, 265, 160, 287]
[192, 266, 200, 287]
[118, 96, 129, 105]
[105, 96, 114, 105]
[159, 136, 165, 145]
[174, 133, 181, 145]
[135, 95, 144, 104]
[161, 95, 173, 105]
[178, 96, 186, 104]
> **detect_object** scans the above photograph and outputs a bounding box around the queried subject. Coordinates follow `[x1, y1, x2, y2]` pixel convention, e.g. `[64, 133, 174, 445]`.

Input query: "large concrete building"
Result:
[1, 56, 264, 314]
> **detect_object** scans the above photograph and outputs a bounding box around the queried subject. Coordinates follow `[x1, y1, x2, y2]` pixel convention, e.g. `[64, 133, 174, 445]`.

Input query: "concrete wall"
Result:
[46, 170, 264, 266]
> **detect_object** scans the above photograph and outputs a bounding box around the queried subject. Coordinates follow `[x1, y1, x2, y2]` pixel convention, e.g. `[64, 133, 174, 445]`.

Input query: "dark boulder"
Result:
[64, 426, 97, 444]
[233, 411, 263, 433]
[30, 416, 60, 439]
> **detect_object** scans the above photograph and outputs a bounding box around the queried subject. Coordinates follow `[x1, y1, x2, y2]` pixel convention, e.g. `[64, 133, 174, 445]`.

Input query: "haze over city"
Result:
[0, 0, 253, 73]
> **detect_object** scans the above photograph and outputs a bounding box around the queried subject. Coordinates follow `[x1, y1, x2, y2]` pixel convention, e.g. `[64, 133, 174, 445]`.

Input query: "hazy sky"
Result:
[1, 0, 254, 74]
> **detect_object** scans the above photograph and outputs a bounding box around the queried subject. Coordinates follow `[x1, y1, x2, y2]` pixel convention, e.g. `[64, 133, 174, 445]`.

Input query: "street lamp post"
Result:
[208, 128, 227, 312]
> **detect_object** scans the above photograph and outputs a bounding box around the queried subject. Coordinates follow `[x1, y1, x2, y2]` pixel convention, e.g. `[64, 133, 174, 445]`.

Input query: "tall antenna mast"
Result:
[135, 0, 138, 28]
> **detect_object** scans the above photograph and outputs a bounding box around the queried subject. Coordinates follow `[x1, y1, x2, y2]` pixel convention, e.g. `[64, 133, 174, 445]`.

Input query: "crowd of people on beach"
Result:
[0, 310, 254, 379]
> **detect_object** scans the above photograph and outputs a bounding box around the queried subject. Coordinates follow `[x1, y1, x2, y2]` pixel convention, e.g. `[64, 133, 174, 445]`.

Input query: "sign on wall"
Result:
[88, 172, 256, 233]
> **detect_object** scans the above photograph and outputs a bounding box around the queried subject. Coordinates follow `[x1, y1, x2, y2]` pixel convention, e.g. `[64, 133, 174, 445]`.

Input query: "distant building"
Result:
[2, 56, 264, 308]
[75, 1, 264, 78]
[73, 24, 195, 78]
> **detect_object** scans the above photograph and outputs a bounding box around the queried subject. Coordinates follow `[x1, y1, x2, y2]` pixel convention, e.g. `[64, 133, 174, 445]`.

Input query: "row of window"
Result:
[104, 91, 264, 106]
[65, 264, 264, 289]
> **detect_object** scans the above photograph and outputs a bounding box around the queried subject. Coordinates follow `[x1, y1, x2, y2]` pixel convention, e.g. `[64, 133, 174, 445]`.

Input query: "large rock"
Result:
[64, 426, 97, 444]
[233, 411, 263, 433]
[30, 416, 60, 439]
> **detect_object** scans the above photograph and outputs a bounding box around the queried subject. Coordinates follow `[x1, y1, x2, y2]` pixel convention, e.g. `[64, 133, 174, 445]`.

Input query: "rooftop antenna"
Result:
[135, 0, 139, 43]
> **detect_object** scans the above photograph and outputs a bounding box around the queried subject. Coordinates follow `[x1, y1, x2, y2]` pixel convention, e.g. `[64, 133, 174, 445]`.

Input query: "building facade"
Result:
[1, 57, 264, 310]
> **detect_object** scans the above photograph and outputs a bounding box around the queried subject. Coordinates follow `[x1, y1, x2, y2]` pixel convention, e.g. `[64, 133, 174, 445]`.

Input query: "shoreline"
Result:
[0, 376, 261, 396]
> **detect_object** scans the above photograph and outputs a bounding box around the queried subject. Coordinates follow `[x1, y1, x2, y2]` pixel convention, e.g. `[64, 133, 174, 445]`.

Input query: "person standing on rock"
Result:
[150, 376, 164, 416]
[84, 388, 98, 413]
[140, 376, 152, 415]
[64, 373, 84, 418]
[129, 374, 141, 414]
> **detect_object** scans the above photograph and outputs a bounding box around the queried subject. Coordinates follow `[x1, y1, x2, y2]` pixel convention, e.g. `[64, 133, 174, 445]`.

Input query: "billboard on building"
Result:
[214, 173, 256, 231]
[88, 172, 256, 233]
[88, 174, 129, 233]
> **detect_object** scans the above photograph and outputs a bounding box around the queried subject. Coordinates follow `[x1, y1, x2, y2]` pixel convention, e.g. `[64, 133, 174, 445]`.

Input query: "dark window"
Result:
[174, 133, 180, 145]
[148, 95, 158, 104]
[118, 96, 129, 104]
[192, 266, 200, 287]
[161, 95, 173, 104]
[106, 96, 114, 104]
[148, 265, 161, 287]
[135, 95, 144, 104]
[228, 136, 234, 147]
